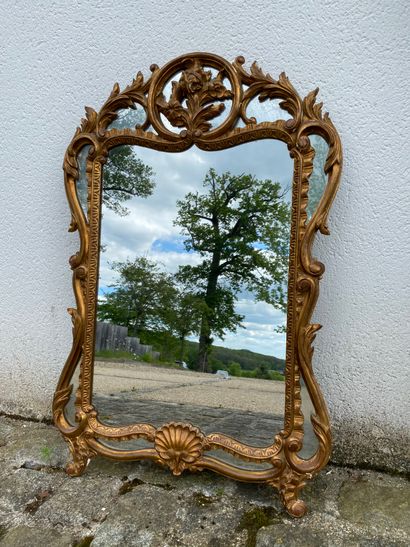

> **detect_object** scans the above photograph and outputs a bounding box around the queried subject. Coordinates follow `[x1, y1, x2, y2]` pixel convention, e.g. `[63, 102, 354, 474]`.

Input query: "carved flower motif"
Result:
[154, 423, 204, 475]
[156, 59, 233, 134]
[182, 69, 204, 94]
[207, 78, 226, 99]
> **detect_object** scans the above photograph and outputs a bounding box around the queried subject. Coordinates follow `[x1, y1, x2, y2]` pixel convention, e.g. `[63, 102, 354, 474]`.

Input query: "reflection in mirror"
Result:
[106, 104, 147, 131]
[76, 145, 90, 219]
[307, 135, 328, 220]
[299, 381, 318, 459]
[298, 134, 329, 458]
[101, 436, 273, 470]
[65, 363, 80, 426]
[244, 98, 292, 126]
[93, 131, 294, 454]
[65, 144, 90, 423]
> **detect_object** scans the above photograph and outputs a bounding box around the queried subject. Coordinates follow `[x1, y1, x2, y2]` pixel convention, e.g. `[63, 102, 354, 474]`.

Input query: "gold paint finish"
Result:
[53, 53, 342, 517]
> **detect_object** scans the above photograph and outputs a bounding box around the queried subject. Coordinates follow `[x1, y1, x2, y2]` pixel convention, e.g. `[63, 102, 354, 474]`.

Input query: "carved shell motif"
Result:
[154, 423, 204, 475]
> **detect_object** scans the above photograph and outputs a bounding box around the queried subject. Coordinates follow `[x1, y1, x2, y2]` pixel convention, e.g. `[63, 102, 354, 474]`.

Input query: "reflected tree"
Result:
[98, 257, 205, 361]
[175, 168, 290, 372]
[102, 146, 155, 216]
[97, 257, 175, 335]
[161, 289, 206, 360]
[101, 107, 155, 217]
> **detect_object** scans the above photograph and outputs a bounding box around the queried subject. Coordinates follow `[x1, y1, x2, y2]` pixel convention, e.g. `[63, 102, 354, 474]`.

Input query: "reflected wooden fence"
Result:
[95, 321, 159, 358]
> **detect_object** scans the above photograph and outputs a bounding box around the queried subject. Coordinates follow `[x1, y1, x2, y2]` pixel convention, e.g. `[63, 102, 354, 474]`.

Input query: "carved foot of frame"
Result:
[66, 453, 89, 476]
[279, 470, 308, 517]
[282, 495, 307, 518]
[269, 467, 308, 518]
[65, 436, 95, 477]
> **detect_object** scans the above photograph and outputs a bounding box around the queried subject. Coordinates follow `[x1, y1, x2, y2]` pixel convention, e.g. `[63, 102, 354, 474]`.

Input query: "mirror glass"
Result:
[307, 135, 328, 220]
[299, 380, 318, 459]
[76, 145, 90, 219]
[65, 364, 80, 426]
[65, 147, 90, 426]
[107, 104, 147, 131]
[297, 133, 329, 459]
[243, 98, 292, 126]
[91, 104, 316, 458]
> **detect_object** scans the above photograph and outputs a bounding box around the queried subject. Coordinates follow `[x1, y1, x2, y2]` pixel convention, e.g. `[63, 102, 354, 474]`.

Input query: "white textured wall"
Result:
[1, 1, 409, 471]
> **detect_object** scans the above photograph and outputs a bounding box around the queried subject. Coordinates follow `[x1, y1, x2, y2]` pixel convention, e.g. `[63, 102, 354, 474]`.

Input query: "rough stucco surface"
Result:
[0, 1, 409, 471]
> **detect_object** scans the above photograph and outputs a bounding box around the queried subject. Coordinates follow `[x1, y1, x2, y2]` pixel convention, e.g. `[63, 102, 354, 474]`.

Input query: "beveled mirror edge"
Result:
[53, 53, 342, 517]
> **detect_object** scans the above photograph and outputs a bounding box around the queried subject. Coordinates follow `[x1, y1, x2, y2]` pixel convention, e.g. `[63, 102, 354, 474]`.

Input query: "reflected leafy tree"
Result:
[100, 107, 155, 217]
[161, 288, 206, 360]
[98, 257, 205, 361]
[102, 146, 155, 216]
[175, 168, 290, 372]
[97, 257, 175, 335]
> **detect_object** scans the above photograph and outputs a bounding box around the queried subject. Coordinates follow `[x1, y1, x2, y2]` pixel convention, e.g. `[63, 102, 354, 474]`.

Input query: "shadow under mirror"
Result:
[93, 138, 294, 451]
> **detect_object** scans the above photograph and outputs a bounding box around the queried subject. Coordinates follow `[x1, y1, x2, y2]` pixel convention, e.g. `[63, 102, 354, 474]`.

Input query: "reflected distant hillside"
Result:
[199, 343, 286, 374]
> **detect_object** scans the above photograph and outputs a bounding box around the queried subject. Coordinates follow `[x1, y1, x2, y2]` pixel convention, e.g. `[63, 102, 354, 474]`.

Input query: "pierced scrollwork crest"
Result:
[54, 52, 342, 518]
[157, 58, 233, 135]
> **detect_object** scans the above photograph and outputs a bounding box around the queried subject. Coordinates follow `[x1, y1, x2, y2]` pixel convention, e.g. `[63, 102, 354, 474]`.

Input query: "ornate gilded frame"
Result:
[53, 53, 342, 517]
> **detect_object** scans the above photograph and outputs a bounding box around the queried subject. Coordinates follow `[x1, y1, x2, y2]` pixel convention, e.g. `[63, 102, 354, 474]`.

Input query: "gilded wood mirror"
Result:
[54, 52, 342, 517]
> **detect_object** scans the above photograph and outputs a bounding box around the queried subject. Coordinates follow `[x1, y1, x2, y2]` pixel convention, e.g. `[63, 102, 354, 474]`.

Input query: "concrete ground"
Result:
[0, 415, 409, 546]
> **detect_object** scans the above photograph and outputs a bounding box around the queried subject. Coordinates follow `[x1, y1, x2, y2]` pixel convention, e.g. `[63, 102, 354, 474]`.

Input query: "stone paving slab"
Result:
[0, 416, 409, 546]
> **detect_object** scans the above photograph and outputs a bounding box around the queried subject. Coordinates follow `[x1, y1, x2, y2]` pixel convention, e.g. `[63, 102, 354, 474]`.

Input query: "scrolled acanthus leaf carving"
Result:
[53, 385, 73, 422]
[156, 58, 233, 135]
[96, 70, 155, 136]
[268, 464, 309, 517]
[154, 423, 204, 475]
[66, 433, 97, 477]
[232, 57, 302, 126]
